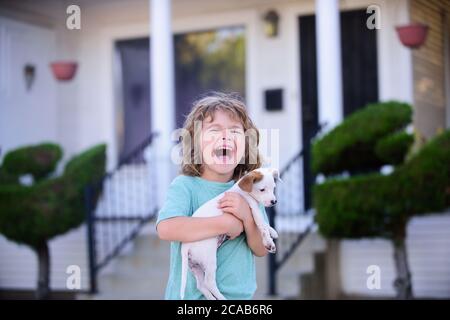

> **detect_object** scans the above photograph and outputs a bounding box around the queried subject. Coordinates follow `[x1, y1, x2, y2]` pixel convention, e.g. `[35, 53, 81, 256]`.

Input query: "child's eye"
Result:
[259, 188, 265, 192]
[231, 129, 243, 134]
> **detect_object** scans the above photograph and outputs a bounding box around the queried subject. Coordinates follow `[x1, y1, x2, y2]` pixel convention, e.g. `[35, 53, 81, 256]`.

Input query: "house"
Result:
[0, 0, 449, 299]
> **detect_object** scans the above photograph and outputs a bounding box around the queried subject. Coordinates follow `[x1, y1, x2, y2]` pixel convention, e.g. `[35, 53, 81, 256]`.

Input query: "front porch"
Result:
[1, 0, 449, 300]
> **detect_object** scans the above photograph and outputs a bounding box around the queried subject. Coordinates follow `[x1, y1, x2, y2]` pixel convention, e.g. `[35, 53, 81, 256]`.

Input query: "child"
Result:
[156, 92, 269, 300]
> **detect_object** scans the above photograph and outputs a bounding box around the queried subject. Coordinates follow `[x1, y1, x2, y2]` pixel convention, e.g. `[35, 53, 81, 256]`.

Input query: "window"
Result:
[174, 26, 246, 127]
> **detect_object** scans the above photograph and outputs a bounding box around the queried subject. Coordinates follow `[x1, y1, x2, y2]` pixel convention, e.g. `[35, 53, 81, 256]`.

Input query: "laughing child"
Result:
[156, 92, 269, 299]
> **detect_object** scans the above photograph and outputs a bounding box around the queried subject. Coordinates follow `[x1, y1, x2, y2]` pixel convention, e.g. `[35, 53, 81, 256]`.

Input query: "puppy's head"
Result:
[238, 168, 280, 207]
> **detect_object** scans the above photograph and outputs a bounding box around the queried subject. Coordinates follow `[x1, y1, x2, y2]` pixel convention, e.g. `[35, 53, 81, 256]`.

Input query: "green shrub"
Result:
[395, 130, 450, 215]
[314, 130, 450, 240]
[314, 173, 395, 238]
[312, 101, 412, 175]
[0, 144, 106, 247]
[375, 131, 414, 165]
[2, 143, 63, 182]
[0, 167, 18, 185]
[312, 99, 447, 299]
[64, 144, 107, 188]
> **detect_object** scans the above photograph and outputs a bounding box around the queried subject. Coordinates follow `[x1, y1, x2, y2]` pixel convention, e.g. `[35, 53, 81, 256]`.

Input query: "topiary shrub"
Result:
[314, 128, 450, 299]
[0, 143, 106, 299]
[0, 167, 19, 185]
[312, 101, 412, 175]
[375, 131, 414, 166]
[2, 143, 63, 182]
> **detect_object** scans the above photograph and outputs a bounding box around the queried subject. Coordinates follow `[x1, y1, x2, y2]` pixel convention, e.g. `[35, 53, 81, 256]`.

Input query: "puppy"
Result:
[180, 168, 280, 300]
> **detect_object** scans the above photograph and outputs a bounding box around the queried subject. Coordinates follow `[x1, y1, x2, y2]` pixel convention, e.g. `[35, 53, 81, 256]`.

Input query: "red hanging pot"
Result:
[395, 23, 429, 49]
[50, 61, 78, 81]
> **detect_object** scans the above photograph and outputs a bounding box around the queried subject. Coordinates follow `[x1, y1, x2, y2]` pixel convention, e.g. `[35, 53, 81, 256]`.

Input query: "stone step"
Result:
[78, 224, 326, 300]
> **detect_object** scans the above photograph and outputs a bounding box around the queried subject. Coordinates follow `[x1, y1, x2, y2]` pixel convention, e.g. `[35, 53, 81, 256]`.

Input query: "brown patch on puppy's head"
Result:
[238, 170, 264, 192]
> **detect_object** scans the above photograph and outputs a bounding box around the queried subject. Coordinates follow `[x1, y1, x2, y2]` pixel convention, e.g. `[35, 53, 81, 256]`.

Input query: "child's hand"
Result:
[218, 192, 252, 224]
[221, 213, 244, 239]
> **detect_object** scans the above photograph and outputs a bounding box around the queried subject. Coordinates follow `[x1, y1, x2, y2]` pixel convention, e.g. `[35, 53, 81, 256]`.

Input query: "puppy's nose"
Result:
[271, 200, 277, 205]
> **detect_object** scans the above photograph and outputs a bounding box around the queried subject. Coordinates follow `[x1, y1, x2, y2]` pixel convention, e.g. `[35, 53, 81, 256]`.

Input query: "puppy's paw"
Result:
[268, 226, 279, 239]
[262, 232, 276, 253]
[264, 242, 276, 254]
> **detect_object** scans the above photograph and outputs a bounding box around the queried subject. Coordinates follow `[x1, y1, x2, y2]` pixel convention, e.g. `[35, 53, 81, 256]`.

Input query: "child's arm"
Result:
[157, 213, 243, 242]
[218, 192, 268, 257]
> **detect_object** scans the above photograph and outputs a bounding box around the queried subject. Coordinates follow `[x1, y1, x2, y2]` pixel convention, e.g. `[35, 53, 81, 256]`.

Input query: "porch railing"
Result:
[84, 133, 159, 293]
[267, 123, 325, 296]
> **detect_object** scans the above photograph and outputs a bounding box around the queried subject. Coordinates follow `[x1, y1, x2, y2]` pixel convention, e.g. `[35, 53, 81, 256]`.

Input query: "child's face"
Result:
[201, 110, 246, 177]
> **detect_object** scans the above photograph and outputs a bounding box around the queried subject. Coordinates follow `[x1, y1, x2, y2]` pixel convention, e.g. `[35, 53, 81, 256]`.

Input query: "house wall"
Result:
[0, 0, 415, 170]
[340, 212, 450, 298]
[0, 16, 58, 158]
[410, 0, 450, 139]
[0, 225, 90, 291]
[84, 0, 414, 171]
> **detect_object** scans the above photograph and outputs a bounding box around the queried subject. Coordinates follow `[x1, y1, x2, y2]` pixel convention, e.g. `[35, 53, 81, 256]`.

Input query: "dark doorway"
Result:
[341, 10, 379, 116]
[299, 15, 319, 211]
[299, 9, 379, 210]
[116, 38, 151, 162]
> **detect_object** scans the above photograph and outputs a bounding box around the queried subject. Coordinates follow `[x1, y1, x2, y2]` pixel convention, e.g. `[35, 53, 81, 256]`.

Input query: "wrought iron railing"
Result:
[267, 123, 325, 296]
[85, 133, 159, 293]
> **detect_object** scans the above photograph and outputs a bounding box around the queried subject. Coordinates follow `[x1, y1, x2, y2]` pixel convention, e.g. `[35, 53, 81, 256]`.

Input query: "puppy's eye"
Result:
[260, 188, 265, 192]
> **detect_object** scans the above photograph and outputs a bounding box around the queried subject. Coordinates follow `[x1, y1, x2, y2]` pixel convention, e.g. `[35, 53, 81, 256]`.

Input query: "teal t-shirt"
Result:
[156, 175, 268, 300]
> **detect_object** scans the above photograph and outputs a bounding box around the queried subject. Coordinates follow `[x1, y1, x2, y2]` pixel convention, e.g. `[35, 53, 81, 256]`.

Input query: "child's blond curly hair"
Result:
[180, 92, 262, 181]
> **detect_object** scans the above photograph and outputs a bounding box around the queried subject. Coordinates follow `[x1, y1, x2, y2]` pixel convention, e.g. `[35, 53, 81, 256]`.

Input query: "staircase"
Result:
[254, 230, 326, 299]
[78, 223, 169, 300]
[78, 223, 325, 300]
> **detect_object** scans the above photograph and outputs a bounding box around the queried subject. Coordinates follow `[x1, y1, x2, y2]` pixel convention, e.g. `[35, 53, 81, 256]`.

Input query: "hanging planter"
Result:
[395, 23, 429, 49]
[50, 61, 78, 81]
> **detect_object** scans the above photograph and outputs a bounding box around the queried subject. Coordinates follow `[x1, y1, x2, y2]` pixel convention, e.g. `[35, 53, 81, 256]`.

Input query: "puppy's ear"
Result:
[238, 171, 263, 192]
[272, 169, 282, 183]
[238, 172, 255, 192]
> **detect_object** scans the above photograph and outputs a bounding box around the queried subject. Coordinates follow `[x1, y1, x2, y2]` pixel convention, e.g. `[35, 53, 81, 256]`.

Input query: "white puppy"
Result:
[180, 168, 280, 300]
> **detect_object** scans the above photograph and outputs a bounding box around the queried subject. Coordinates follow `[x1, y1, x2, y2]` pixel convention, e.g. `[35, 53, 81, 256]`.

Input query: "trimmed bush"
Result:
[0, 167, 18, 185]
[0, 144, 106, 247]
[314, 130, 450, 239]
[312, 101, 412, 175]
[0, 143, 106, 299]
[312, 97, 449, 299]
[2, 143, 63, 182]
[314, 173, 394, 239]
[395, 131, 450, 215]
[375, 131, 414, 166]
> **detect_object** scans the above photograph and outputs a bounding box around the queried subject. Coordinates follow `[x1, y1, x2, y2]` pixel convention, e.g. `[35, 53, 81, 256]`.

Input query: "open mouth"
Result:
[212, 145, 235, 164]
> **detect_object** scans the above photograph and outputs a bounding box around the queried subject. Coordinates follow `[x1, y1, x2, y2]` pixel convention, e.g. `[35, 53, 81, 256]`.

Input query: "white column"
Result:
[150, 0, 175, 207]
[316, 0, 343, 130]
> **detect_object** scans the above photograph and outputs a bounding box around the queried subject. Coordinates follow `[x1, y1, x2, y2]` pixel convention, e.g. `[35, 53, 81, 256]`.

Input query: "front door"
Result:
[299, 9, 379, 210]
[116, 38, 151, 162]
